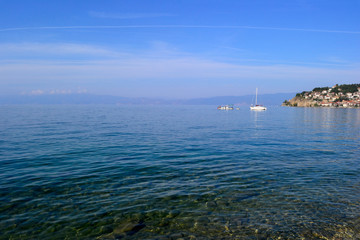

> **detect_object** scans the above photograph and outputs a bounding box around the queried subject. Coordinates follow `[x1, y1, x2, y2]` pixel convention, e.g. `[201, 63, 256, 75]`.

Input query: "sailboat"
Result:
[250, 88, 267, 110]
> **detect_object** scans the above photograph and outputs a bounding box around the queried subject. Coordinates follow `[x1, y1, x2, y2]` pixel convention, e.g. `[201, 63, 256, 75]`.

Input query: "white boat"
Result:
[250, 88, 267, 111]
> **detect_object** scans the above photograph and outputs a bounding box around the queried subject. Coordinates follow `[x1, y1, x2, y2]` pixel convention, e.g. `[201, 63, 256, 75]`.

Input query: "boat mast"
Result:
[255, 88, 258, 105]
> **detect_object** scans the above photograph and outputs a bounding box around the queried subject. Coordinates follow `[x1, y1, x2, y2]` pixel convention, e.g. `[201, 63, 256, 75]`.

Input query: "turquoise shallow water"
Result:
[0, 105, 360, 239]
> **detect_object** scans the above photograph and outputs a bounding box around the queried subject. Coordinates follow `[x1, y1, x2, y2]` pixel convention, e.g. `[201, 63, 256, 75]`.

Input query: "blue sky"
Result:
[0, 0, 359, 98]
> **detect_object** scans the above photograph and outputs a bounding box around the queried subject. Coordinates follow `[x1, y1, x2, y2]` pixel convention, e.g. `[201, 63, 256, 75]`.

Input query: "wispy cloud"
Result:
[2, 57, 359, 83]
[220, 46, 246, 52]
[0, 25, 359, 34]
[0, 43, 130, 58]
[2, 58, 359, 97]
[1, 42, 359, 97]
[22, 89, 88, 95]
[89, 11, 175, 19]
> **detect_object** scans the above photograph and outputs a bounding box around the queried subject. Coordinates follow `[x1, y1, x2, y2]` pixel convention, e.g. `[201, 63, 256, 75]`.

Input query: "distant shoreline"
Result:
[0, 92, 295, 106]
[282, 83, 360, 108]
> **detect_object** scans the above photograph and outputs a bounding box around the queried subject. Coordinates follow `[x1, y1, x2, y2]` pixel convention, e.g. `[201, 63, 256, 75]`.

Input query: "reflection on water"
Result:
[0, 105, 359, 239]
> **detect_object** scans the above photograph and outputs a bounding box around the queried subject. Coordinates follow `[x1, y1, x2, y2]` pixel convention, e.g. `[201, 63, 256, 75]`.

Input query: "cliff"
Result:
[282, 97, 317, 107]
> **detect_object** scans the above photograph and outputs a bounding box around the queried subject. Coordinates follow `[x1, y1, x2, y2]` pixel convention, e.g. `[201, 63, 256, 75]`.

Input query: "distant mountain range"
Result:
[0, 93, 295, 106]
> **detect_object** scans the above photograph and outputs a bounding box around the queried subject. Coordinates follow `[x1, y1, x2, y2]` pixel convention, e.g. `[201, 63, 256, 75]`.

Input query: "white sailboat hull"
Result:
[250, 88, 267, 111]
[250, 105, 267, 110]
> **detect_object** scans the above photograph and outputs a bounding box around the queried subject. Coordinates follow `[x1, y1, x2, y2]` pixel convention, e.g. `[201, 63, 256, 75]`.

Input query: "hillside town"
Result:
[283, 84, 360, 108]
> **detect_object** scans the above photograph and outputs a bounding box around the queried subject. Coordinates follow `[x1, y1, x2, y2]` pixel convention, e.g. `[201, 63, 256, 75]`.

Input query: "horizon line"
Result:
[2, 91, 297, 98]
[1, 25, 360, 34]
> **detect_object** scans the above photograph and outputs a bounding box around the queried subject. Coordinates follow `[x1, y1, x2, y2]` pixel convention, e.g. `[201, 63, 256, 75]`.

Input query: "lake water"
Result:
[1, 105, 360, 239]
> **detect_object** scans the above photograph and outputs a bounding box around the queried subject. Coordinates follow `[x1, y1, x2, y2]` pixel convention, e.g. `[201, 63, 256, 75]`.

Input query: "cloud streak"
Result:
[2, 58, 359, 83]
[1, 42, 359, 97]
[0, 25, 359, 34]
[22, 89, 87, 95]
[89, 11, 175, 19]
[1, 58, 359, 97]
[0, 43, 130, 58]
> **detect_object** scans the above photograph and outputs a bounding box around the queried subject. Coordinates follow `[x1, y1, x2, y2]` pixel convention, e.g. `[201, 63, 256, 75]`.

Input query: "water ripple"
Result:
[0, 105, 360, 239]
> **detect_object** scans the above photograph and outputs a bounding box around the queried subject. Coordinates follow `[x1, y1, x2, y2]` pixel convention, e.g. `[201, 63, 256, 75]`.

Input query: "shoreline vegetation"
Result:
[282, 84, 360, 108]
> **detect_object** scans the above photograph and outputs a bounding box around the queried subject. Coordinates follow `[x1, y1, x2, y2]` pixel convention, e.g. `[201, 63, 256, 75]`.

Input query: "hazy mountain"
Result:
[0, 93, 295, 106]
[180, 93, 295, 106]
[0, 94, 166, 105]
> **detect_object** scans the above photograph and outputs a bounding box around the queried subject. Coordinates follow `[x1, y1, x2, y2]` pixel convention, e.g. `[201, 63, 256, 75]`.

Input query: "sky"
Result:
[0, 0, 359, 99]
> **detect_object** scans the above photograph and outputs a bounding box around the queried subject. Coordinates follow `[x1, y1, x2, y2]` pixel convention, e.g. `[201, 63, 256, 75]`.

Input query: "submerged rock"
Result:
[98, 225, 113, 235]
[169, 232, 184, 239]
[99, 221, 146, 239]
[167, 210, 181, 218]
[205, 201, 217, 209]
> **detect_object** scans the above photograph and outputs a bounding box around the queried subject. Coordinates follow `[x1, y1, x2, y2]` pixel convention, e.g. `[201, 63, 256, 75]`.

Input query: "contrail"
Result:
[0, 25, 359, 34]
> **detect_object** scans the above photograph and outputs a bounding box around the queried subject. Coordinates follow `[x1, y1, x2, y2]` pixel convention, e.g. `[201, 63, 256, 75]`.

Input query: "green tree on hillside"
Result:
[312, 87, 329, 92]
[338, 84, 360, 93]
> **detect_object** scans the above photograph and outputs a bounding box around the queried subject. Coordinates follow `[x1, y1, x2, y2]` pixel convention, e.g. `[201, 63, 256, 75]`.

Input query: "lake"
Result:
[0, 105, 360, 239]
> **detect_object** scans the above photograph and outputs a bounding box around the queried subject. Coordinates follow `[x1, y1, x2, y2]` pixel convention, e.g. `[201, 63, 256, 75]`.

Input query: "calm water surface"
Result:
[0, 105, 360, 239]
